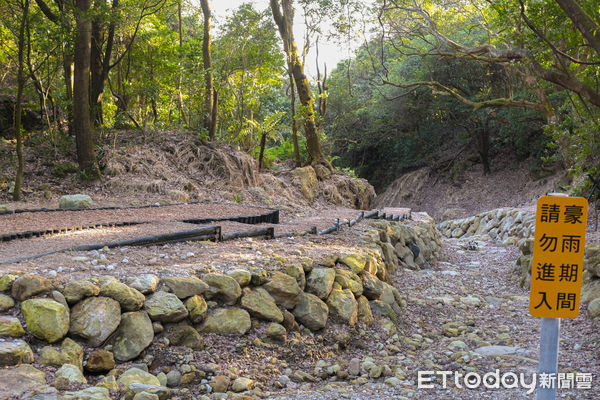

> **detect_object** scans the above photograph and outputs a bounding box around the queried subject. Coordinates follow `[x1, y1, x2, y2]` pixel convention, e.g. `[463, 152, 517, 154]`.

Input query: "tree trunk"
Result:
[74, 0, 100, 179]
[258, 130, 267, 170]
[289, 71, 300, 166]
[477, 122, 491, 175]
[270, 0, 325, 165]
[90, 0, 118, 126]
[90, 10, 104, 125]
[315, 39, 328, 127]
[200, 0, 214, 139]
[176, 0, 188, 126]
[210, 89, 218, 139]
[62, 47, 74, 135]
[13, 0, 29, 201]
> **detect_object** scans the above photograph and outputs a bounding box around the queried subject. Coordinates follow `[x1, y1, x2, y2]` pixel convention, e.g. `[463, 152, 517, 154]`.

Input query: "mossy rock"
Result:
[21, 298, 69, 343]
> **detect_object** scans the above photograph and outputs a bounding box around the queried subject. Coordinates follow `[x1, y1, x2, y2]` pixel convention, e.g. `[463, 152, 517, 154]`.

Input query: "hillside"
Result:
[376, 152, 569, 221]
[0, 130, 375, 212]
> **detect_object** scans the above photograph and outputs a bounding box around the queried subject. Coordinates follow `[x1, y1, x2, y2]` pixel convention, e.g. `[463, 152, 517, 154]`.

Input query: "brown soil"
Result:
[376, 155, 570, 221]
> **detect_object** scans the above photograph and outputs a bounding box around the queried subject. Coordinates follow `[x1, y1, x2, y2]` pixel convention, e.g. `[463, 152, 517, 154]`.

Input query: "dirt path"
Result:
[0, 204, 367, 264]
[271, 235, 599, 399]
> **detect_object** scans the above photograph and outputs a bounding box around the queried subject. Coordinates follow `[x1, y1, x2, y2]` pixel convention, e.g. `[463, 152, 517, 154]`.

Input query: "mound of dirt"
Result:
[100, 132, 375, 211]
[376, 155, 568, 221]
[1, 129, 375, 211]
[103, 138, 260, 194]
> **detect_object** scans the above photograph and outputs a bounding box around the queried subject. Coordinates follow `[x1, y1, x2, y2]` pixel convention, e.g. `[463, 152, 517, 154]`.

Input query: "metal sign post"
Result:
[537, 317, 560, 400]
[529, 194, 588, 399]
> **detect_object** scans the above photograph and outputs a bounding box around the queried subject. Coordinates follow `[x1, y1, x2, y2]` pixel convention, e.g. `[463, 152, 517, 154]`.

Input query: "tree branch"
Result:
[519, 0, 600, 65]
[554, 0, 600, 57]
[34, 0, 58, 23]
[381, 78, 548, 114]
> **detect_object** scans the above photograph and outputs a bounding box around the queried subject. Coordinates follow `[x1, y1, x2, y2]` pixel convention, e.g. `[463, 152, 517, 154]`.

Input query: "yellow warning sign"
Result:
[529, 196, 588, 318]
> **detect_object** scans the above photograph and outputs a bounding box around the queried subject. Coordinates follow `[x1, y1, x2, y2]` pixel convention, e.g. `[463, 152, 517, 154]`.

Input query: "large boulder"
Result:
[85, 349, 115, 373]
[0, 315, 25, 337]
[339, 254, 367, 274]
[0, 274, 17, 291]
[126, 274, 160, 295]
[12, 274, 53, 301]
[203, 273, 242, 305]
[112, 311, 154, 362]
[334, 269, 363, 297]
[62, 280, 100, 304]
[585, 244, 600, 277]
[164, 324, 204, 349]
[0, 339, 34, 366]
[200, 308, 251, 336]
[39, 338, 84, 371]
[100, 279, 145, 311]
[264, 272, 302, 309]
[21, 298, 69, 343]
[582, 279, 600, 303]
[293, 166, 319, 202]
[59, 194, 93, 209]
[0, 365, 48, 398]
[285, 264, 306, 290]
[62, 387, 110, 400]
[0, 293, 15, 311]
[306, 268, 335, 299]
[54, 363, 87, 390]
[326, 289, 358, 326]
[313, 164, 331, 181]
[240, 288, 283, 322]
[117, 367, 161, 388]
[144, 291, 188, 323]
[227, 270, 252, 287]
[185, 295, 208, 323]
[588, 298, 600, 319]
[362, 271, 384, 300]
[357, 295, 374, 325]
[161, 277, 208, 299]
[70, 296, 121, 346]
[292, 293, 328, 331]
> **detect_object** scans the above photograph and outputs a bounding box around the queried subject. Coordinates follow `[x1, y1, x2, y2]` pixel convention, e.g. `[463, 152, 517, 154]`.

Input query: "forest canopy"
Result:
[1, 0, 599, 198]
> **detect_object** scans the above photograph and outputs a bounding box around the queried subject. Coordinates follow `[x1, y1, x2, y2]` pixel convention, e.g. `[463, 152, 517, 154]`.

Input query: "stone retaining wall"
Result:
[438, 208, 535, 244]
[0, 216, 442, 399]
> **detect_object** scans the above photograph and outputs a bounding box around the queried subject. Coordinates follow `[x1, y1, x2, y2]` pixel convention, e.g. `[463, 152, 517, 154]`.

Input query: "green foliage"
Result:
[52, 161, 78, 178]
[232, 193, 244, 204]
[0, 0, 598, 195]
[323, 0, 600, 189]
